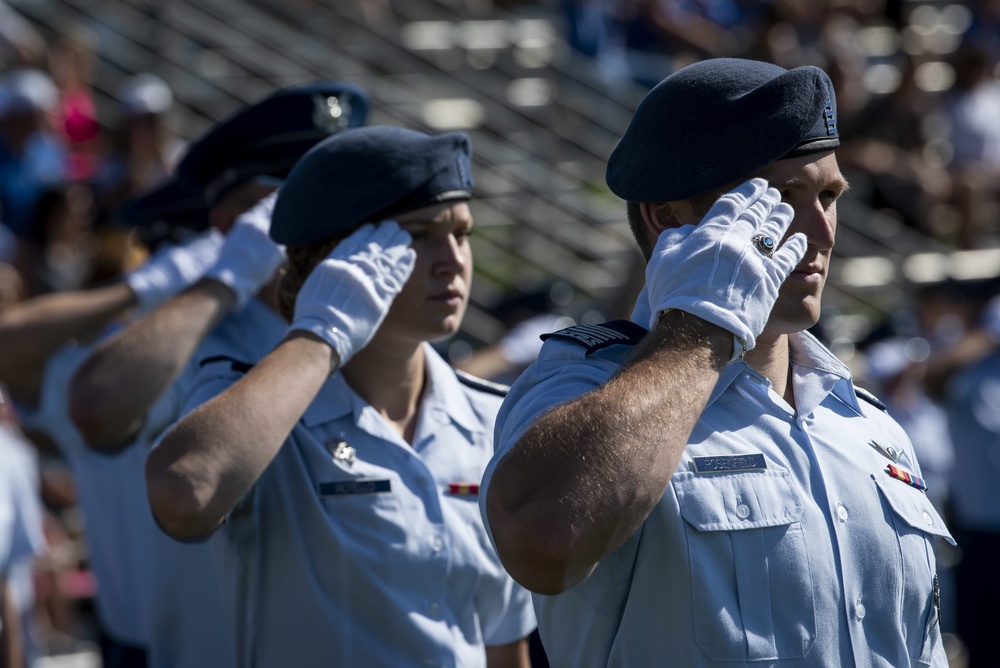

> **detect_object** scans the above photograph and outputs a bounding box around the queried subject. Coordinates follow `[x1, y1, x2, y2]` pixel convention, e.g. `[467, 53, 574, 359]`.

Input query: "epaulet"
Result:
[455, 370, 509, 397]
[199, 355, 255, 374]
[855, 386, 887, 411]
[540, 320, 648, 354]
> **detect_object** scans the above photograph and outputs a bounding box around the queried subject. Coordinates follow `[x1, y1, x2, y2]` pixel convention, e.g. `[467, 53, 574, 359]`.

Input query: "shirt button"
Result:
[428, 602, 441, 617]
[431, 537, 443, 552]
[855, 602, 866, 620]
[736, 504, 750, 519]
[837, 504, 849, 522]
[923, 511, 934, 526]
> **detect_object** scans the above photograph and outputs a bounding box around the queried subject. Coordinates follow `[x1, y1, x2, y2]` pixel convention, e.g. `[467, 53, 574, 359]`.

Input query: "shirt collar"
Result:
[788, 330, 858, 417]
[300, 343, 481, 436]
[415, 343, 482, 437]
[700, 330, 857, 416]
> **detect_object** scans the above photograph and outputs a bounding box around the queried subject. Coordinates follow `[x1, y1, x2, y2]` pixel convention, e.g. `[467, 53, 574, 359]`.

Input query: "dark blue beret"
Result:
[270, 126, 473, 246]
[176, 80, 369, 205]
[113, 179, 210, 249]
[606, 58, 839, 203]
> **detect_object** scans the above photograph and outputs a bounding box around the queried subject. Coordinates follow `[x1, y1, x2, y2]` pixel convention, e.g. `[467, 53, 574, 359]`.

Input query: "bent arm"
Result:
[67, 279, 235, 451]
[0, 283, 136, 406]
[0, 578, 23, 668]
[146, 331, 337, 540]
[486, 311, 730, 595]
[485, 637, 531, 668]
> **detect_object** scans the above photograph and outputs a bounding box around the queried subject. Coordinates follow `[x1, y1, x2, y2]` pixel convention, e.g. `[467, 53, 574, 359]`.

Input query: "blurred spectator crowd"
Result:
[562, 0, 1000, 249]
[2, 0, 1000, 666]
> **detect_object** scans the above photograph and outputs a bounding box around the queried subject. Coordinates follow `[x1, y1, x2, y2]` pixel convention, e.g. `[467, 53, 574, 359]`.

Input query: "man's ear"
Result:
[639, 201, 679, 237]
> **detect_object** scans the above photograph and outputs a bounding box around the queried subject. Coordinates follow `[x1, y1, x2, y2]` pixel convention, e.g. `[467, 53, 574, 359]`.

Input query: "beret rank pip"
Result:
[606, 58, 839, 203]
[176, 80, 370, 205]
[270, 126, 473, 246]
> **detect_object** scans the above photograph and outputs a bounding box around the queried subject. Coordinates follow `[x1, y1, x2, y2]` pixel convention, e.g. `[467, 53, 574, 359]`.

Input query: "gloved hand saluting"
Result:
[645, 178, 807, 362]
[126, 228, 225, 313]
[203, 192, 286, 309]
[288, 221, 416, 367]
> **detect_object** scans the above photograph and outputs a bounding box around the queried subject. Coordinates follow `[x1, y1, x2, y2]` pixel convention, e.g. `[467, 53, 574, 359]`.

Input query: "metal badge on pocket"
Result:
[328, 438, 356, 467]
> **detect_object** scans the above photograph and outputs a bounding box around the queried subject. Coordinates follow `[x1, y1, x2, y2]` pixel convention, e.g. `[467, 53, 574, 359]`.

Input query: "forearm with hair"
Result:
[487, 311, 731, 594]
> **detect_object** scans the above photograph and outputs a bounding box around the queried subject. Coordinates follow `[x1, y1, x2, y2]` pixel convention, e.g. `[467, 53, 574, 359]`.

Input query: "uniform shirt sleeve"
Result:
[0, 429, 46, 572]
[481, 574, 536, 647]
[173, 356, 247, 421]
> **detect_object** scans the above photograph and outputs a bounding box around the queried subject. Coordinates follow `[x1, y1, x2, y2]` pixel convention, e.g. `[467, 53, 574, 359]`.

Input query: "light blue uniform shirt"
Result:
[0, 424, 45, 663]
[0, 424, 45, 578]
[943, 350, 1000, 532]
[481, 323, 954, 667]
[145, 297, 287, 668]
[0, 424, 45, 651]
[28, 341, 155, 647]
[176, 343, 536, 667]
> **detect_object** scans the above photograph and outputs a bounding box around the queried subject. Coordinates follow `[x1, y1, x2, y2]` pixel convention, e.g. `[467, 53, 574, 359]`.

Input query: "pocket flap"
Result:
[873, 474, 956, 545]
[674, 470, 803, 532]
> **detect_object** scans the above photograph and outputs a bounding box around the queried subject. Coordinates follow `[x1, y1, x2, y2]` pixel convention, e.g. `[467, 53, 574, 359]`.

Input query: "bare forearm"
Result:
[487, 312, 730, 593]
[485, 638, 531, 668]
[925, 328, 995, 398]
[0, 283, 136, 404]
[68, 280, 235, 450]
[146, 332, 336, 539]
[0, 580, 23, 668]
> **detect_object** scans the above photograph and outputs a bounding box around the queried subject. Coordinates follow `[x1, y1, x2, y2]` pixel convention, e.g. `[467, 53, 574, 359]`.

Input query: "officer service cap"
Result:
[114, 179, 210, 249]
[270, 125, 473, 246]
[606, 58, 839, 203]
[176, 80, 369, 206]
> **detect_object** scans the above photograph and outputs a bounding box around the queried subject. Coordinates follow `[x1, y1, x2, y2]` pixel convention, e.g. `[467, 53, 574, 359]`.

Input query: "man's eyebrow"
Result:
[771, 175, 851, 192]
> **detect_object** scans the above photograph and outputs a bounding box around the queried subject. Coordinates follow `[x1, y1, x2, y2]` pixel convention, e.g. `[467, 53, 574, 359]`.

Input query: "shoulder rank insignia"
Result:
[540, 320, 648, 354]
[455, 370, 509, 397]
[198, 355, 254, 373]
[854, 386, 887, 411]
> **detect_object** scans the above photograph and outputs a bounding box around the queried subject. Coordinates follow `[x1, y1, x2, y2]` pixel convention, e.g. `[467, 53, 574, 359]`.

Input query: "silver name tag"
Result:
[693, 454, 766, 474]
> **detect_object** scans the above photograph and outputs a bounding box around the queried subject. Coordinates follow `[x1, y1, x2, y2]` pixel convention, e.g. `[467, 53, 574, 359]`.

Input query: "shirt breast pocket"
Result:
[316, 457, 405, 542]
[674, 470, 815, 662]
[873, 474, 955, 666]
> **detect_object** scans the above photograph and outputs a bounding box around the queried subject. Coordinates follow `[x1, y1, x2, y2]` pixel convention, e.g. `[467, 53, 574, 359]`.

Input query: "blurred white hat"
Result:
[117, 73, 173, 116]
[0, 68, 58, 116]
[865, 337, 931, 383]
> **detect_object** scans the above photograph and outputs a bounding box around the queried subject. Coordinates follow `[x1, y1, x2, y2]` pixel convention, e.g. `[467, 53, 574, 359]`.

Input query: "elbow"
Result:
[68, 376, 140, 452]
[145, 460, 220, 542]
[487, 493, 589, 596]
[68, 391, 129, 452]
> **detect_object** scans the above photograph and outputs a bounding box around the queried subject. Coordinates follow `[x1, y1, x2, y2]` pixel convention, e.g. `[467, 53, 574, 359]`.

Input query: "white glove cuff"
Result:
[124, 271, 161, 311]
[203, 267, 248, 307]
[288, 316, 352, 367]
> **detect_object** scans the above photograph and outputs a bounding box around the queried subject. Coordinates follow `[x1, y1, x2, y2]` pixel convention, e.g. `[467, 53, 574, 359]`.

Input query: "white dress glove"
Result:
[125, 228, 225, 313]
[645, 178, 807, 360]
[288, 221, 416, 367]
[203, 192, 286, 308]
